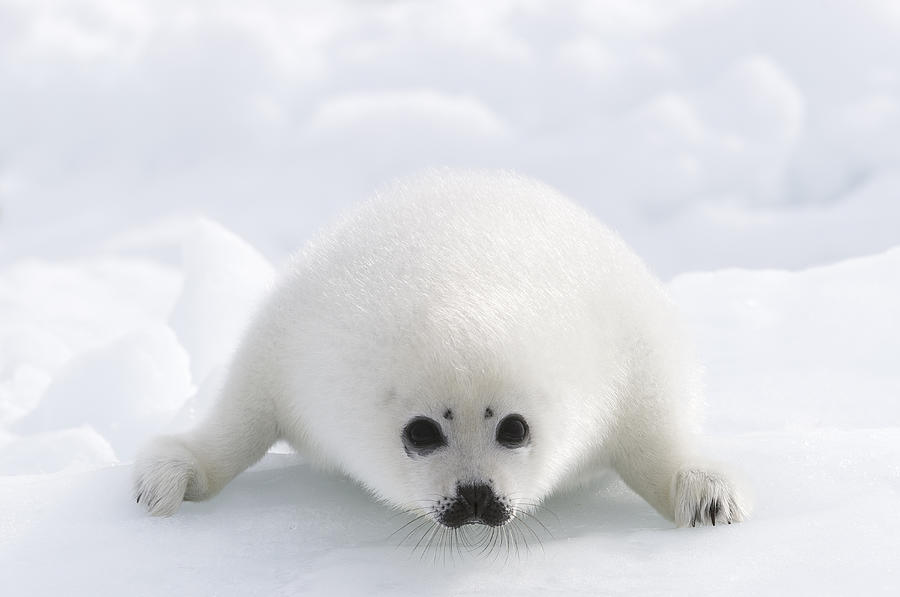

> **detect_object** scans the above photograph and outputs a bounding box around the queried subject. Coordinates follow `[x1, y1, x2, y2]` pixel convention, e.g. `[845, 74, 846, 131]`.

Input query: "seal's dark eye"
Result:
[496, 414, 529, 448]
[402, 417, 446, 455]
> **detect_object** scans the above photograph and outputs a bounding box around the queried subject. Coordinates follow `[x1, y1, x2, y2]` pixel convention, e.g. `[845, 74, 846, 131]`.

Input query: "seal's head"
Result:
[370, 352, 586, 531]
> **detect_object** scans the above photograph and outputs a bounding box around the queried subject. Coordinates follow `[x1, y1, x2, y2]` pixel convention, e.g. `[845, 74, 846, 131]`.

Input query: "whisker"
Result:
[398, 518, 433, 551]
[477, 526, 495, 558]
[432, 525, 445, 565]
[389, 511, 433, 539]
[517, 510, 554, 538]
[513, 502, 560, 523]
[413, 520, 439, 557]
[433, 526, 444, 566]
[444, 527, 452, 566]
[521, 519, 535, 556]
[516, 516, 545, 554]
[450, 528, 458, 565]
[510, 520, 521, 562]
[498, 525, 510, 565]
[488, 525, 503, 564]
[511, 518, 529, 558]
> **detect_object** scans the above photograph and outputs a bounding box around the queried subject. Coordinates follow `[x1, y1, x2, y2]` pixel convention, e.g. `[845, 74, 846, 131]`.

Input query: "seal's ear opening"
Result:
[402, 416, 447, 456]
[496, 414, 529, 448]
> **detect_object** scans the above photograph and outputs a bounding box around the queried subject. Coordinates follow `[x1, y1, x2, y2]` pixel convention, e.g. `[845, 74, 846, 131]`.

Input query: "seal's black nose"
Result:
[458, 483, 493, 517]
[437, 482, 510, 528]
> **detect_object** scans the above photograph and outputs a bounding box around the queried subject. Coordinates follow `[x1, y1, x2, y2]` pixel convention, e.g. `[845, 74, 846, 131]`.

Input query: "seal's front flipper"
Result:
[134, 434, 207, 516]
[610, 425, 750, 527]
[672, 466, 749, 527]
[133, 360, 280, 516]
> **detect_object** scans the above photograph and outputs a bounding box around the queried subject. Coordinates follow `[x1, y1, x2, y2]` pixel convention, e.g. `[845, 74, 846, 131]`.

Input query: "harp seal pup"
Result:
[134, 169, 749, 528]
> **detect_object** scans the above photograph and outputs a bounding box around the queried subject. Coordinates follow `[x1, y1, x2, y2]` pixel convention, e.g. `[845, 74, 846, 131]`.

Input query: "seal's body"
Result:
[134, 170, 748, 528]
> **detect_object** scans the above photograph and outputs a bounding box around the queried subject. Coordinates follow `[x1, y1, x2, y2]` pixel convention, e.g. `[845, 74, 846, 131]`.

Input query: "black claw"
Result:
[710, 500, 719, 526]
[136, 493, 142, 504]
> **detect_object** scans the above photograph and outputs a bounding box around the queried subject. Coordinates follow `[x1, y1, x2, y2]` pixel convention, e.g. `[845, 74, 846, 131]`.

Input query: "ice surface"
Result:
[1, 0, 899, 594]
[2, 227, 898, 595]
[2, 431, 898, 596]
[671, 248, 900, 431]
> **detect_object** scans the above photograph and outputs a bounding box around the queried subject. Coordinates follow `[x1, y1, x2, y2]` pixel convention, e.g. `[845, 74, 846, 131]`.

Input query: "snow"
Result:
[15, 323, 192, 459]
[672, 249, 900, 432]
[1, 0, 899, 594]
[167, 218, 276, 383]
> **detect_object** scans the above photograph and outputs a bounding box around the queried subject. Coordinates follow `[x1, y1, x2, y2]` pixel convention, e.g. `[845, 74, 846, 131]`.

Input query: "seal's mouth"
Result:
[435, 483, 512, 528]
[392, 493, 550, 559]
[439, 518, 510, 529]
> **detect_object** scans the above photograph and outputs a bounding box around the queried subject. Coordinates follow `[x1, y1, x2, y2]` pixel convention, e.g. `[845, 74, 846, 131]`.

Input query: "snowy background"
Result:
[2, 0, 899, 594]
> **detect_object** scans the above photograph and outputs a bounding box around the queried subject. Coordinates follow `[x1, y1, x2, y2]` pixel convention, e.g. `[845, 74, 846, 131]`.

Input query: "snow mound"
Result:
[0, 257, 182, 425]
[0, 426, 116, 475]
[671, 247, 900, 431]
[168, 218, 276, 384]
[15, 324, 192, 459]
[1, 217, 277, 466]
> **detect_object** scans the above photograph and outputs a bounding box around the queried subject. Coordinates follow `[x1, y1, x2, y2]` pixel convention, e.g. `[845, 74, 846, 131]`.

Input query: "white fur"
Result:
[134, 169, 749, 527]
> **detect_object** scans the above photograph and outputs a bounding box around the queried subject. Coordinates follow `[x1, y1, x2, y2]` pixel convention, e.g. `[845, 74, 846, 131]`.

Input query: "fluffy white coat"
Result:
[134, 170, 748, 528]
